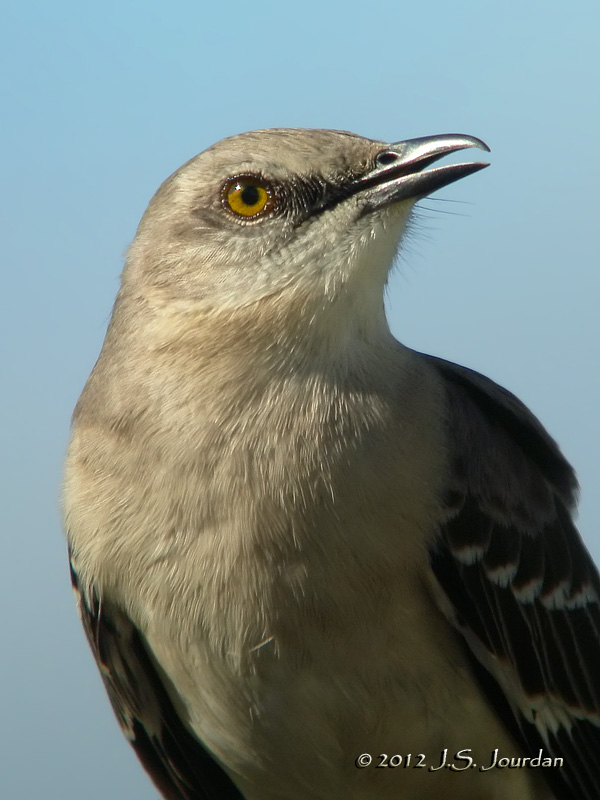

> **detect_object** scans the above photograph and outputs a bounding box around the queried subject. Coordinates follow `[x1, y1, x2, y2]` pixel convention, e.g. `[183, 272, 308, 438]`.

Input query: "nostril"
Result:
[376, 151, 398, 167]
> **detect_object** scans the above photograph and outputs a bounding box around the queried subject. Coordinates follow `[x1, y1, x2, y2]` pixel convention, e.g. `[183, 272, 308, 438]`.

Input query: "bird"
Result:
[63, 127, 600, 800]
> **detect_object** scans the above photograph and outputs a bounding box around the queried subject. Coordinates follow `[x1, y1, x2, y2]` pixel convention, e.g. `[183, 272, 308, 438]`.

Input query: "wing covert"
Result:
[426, 355, 600, 800]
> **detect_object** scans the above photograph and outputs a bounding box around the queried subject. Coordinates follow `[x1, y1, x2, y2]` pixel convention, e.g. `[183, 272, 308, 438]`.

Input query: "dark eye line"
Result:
[298, 172, 362, 219]
[220, 166, 370, 224]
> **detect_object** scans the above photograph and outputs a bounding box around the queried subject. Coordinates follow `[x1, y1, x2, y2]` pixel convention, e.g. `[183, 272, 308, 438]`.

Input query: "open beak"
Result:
[356, 133, 490, 209]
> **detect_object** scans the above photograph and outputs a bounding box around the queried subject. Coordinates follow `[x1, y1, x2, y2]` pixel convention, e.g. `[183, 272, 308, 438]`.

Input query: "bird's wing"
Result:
[69, 557, 244, 800]
[425, 355, 600, 800]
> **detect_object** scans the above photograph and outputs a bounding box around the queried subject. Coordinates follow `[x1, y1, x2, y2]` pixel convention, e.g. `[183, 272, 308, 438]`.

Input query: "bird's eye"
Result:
[222, 176, 274, 219]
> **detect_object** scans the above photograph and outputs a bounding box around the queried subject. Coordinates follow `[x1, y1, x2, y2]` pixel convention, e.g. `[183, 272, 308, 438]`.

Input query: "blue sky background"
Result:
[2, 1, 599, 797]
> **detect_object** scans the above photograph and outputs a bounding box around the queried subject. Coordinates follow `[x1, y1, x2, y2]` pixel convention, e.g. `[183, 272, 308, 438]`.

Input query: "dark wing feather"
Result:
[425, 355, 600, 800]
[69, 556, 244, 800]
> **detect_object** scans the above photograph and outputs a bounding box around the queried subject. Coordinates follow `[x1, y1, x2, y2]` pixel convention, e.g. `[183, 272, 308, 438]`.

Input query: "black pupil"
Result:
[240, 185, 260, 206]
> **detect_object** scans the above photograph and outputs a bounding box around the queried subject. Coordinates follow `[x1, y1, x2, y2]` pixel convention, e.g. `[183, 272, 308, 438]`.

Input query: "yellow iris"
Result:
[223, 177, 272, 218]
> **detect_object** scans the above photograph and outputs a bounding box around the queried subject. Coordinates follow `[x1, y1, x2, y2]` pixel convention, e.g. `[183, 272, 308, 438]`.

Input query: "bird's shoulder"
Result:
[424, 353, 578, 510]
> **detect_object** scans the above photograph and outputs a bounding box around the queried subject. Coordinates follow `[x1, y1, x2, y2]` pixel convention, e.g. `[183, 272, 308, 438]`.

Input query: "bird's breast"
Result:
[65, 351, 540, 799]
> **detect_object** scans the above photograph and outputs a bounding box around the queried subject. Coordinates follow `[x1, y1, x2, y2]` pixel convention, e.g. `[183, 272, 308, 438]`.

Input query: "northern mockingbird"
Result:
[63, 128, 600, 800]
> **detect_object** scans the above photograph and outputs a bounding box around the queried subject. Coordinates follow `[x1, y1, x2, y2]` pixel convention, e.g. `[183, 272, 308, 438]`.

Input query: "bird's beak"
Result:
[355, 134, 490, 208]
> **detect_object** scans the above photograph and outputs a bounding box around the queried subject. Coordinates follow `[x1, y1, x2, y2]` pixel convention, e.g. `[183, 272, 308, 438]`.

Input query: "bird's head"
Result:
[122, 128, 489, 346]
